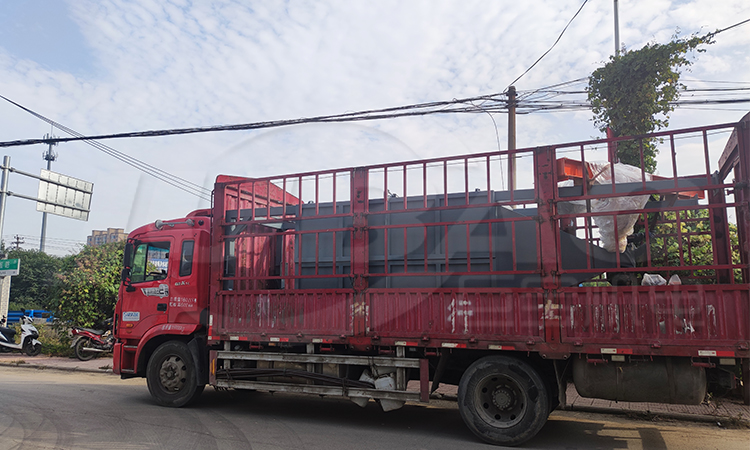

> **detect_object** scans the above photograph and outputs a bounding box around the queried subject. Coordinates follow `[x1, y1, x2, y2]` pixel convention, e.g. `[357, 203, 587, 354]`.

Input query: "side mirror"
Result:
[122, 242, 135, 291]
[123, 242, 133, 265]
[121, 267, 136, 292]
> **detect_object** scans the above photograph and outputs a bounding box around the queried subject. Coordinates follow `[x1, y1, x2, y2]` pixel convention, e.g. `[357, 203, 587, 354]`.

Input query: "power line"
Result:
[12, 234, 85, 245]
[678, 107, 750, 112]
[0, 95, 212, 201]
[2, 90, 748, 150]
[3, 234, 84, 253]
[683, 87, 750, 92]
[0, 92, 512, 149]
[0, 71, 747, 168]
[505, 0, 589, 89]
[683, 79, 750, 85]
[515, 76, 750, 114]
[49, 123, 212, 201]
[516, 78, 589, 102]
[709, 17, 750, 36]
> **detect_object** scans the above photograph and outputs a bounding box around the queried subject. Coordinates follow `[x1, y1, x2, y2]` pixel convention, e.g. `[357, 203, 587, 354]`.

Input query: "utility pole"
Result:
[0, 155, 10, 251]
[11, 235, 24, 250]
[614, 0, 620, 57]
[507, 85, 517, 194]
[40, 134, 58, 252]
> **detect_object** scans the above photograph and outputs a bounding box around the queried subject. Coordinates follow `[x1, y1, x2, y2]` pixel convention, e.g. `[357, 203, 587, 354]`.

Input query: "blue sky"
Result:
[0, 0, 748, 254]
[0, 1, 96, 77]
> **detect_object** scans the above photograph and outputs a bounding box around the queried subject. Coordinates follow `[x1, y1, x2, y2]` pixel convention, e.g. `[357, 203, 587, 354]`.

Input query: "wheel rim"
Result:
[25, 342, 41, 356]
[76, 339, 94, 359]
[473, 373, 527, 428]
[158, 355, 187, 392]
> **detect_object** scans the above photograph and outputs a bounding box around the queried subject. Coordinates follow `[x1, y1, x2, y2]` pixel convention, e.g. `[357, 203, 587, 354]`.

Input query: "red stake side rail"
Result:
[207, 116, 750, 361]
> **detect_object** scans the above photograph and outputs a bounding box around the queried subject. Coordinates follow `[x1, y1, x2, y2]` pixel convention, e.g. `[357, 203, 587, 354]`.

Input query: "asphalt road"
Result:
[0, 368, 747, 450]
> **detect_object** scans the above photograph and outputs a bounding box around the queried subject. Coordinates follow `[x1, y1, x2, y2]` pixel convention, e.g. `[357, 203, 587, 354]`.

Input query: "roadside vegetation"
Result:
[37, 322, 73, 357]
[3, 242, 124, 357]
[6, 241, 124, 327]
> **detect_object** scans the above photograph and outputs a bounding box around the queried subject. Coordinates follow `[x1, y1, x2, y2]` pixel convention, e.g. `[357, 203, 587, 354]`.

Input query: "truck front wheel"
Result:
[458, 355, 549, 446]
[147, 341, 204, 407]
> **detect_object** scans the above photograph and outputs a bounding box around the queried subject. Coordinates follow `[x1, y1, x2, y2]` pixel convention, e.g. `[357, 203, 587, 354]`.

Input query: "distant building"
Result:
[87, 228, 128, 246]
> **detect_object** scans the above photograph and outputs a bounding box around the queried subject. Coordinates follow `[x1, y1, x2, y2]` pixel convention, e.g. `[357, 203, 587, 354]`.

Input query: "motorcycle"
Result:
[70, 318, 113, 361]
[0, 310, 42, 356]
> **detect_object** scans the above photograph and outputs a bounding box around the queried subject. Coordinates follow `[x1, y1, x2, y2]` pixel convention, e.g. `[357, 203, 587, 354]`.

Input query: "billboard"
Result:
[36, 169, 94, 221]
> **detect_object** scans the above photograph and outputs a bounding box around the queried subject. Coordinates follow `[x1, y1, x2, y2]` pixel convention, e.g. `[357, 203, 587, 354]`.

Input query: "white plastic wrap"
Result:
[642, 273, 667, 286]
[559, 162, 652, 253]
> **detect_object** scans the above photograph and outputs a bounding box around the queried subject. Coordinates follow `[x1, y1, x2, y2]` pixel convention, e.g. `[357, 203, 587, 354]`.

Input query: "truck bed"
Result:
[208, 117, 750, 361]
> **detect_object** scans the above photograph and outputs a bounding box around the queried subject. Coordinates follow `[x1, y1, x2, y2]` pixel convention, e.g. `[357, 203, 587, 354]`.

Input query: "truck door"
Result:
[167, 236, 204, 325]
[120, 240, 173, 340]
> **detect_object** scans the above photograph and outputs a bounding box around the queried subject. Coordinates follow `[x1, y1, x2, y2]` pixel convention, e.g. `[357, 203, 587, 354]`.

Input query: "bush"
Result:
[6, 248, 65, 311]
[54, 241, 124, 327]
[37, 322, 73, 357]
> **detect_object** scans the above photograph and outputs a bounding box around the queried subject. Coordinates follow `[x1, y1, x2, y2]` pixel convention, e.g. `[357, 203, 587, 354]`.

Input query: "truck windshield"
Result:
[131, 241, 170, 283]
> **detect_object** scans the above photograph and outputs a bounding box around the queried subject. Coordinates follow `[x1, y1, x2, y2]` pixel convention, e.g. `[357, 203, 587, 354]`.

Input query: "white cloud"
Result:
[0, 0, 748, 253]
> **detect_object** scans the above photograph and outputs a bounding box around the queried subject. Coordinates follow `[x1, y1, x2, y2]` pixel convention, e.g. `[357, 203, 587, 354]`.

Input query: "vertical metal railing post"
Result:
[535, 146, 561, 345]
[350, 168, 369, 338]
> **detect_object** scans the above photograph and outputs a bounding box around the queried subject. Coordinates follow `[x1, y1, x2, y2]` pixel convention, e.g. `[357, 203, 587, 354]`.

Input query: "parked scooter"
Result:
[0, 310, 42, 356]
[71, 318, 113, 361]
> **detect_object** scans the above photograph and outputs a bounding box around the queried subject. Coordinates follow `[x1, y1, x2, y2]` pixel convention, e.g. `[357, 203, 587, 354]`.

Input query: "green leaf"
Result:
[587, 33, 713, 173]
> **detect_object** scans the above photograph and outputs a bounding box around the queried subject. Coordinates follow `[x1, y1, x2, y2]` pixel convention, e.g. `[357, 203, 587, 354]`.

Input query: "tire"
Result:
[24, 341, 42, 357]
[458, 356, 550, 446]
[74, 338, 96, 361]
[146, 341, 203, 407]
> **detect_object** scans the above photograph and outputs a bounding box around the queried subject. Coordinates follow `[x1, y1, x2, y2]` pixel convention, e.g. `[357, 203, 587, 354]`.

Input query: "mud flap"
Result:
[113, 343, 122, 375]
[553, 359, 571, 410]
[188, 335, 209, 386]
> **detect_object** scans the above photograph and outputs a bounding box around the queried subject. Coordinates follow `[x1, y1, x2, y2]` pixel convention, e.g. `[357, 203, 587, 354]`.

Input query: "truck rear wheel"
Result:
[458, 355, 549, 446]
[147, 341, 203, 407]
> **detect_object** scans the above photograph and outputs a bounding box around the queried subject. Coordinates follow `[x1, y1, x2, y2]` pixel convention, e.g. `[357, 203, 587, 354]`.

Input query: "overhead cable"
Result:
[0, 95, 212, 201]
[504, 0, 589, 89]
[2, 89, 749, 148]
[0, 92, 512, 149]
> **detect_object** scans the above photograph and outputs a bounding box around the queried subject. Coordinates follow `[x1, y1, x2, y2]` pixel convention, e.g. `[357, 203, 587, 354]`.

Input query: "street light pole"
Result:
[0, 155, 10, 250]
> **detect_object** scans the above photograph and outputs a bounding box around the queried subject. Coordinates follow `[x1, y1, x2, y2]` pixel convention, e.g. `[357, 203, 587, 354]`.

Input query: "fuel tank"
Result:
[573, 357, 706, 404]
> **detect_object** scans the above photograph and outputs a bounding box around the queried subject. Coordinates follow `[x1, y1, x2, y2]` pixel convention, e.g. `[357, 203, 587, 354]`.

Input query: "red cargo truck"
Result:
[114, 114, 750, 446]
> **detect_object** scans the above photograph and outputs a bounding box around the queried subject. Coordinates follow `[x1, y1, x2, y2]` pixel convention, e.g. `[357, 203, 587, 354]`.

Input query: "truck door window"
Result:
[179, 240, 194, 277]
[130, 242, 170, 283]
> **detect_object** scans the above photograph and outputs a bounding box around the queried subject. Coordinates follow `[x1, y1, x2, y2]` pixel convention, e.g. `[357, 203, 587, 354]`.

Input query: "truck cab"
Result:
[113, 209, 211, 379]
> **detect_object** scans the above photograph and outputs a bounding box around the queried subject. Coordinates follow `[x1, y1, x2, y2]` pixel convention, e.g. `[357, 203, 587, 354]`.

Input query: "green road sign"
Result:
[0, 258, 20, 276]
